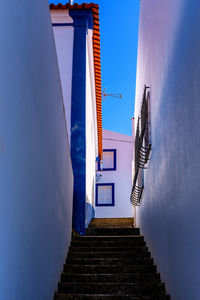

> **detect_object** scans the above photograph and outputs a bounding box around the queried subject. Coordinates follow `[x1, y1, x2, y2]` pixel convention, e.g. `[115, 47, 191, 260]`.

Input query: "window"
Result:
[98, 149, 116, 171]
[96, 183, 115, 206]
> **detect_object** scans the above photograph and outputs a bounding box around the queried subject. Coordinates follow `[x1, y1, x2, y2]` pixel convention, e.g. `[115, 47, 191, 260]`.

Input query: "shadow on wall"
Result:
[85, 179, 95, 227]
[139, 1, 200, 300]
[0, 1, 74, 299]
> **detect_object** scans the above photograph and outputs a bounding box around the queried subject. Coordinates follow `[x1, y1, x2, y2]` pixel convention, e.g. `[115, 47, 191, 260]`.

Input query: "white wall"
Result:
[51, 10, 74, 144]
[0, 1, 73, 299]
[51, 13, 98, 229]
[85, 29, 98, 226]
[96, 129, 134, 218]
[135, 1, 200, 299]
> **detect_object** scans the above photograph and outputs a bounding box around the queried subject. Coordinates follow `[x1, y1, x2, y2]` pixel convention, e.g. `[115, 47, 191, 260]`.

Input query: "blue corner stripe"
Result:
[69, 10, 93, 29]
[69, 9, 93, 235]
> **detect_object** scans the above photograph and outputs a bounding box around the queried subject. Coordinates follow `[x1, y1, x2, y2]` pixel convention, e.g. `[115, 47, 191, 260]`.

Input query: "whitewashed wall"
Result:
[96, 129, 134, 218]
[51, 10, 74, 144]
[51, 12, 98, 229]
[0, 1, 73, 299]
[135, 0, 200, 299]
[86, 29, 99, 226]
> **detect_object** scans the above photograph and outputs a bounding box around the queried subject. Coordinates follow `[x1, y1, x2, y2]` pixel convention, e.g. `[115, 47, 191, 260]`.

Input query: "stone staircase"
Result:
[54, 218, 170, 299]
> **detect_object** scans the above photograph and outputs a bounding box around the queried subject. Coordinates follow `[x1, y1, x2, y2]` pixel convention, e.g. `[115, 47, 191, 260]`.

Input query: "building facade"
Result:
[0, 2, 103, 299]
[50, 3, 103, 234]
[96, 129, 134, 218]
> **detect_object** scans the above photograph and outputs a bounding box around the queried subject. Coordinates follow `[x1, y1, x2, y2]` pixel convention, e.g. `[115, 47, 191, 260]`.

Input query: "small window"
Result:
[98, 149, 116, 171]
[96, 183, 115, 206]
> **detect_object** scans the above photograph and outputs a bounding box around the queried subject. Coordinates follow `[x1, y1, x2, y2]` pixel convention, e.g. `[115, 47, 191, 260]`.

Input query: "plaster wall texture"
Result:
[96, 129, 134, 218]
[51, 10, 74, 145]
[135, 0, 200, 299]
[0, 1, 73, 299]
[85, 29, 98, 227]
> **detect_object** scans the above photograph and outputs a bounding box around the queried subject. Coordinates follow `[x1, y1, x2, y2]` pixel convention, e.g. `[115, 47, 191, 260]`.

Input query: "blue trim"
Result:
[69, 9, 93, 235]
[52, 23, 73, 27]
[52, 23, 92, 28]
[96, 183, 115, 207]
[98, 149, 117, 171]
[69, 10, 93, 29]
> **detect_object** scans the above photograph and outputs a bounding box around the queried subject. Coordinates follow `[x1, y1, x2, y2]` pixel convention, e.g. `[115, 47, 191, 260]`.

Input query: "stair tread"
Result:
[72, 241, 145, 244]
[88, 227, 136, 229]
[55, 294, 170, 300]
[58, 282, 165, 295]
[69, 246, 149, 250]
[61, 272, 160, 275]
[68, 251, 150, 257]
[66, 257, 152, 260]
[89, 218, 134, 226]
[66, 258, 153, 265]
[86, 227, 139, 229]
[65, 264, 155, 267]
[86, 228, 140, 236]
[64, 265, 157, 274]
[61, 276, 161, 285]
[60, 283, 164, 286]
[77, 235, 142, 237]
[72, 239, 144, 242]
[65, 264, 154, 267]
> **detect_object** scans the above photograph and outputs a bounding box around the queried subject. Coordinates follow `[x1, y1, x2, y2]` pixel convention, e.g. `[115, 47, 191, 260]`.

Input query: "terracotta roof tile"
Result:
[50, 2, 102, 159]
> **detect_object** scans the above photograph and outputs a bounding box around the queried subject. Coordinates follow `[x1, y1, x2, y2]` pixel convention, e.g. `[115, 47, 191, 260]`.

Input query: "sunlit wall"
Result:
[0, 1, 73, 299]
[135, 0, 200, 299]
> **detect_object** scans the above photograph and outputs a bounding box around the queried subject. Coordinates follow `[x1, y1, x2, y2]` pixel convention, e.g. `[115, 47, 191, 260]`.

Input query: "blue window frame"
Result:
[98, 149, 116, 171]
[96, 183, 115, 206]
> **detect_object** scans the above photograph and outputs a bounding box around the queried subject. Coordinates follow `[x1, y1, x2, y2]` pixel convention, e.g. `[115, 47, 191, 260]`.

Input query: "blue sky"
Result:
[49, 0, 140, 136]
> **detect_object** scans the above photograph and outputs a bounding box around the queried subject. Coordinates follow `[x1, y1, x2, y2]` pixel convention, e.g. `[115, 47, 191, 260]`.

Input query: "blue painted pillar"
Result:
[69, 10, 93, 235]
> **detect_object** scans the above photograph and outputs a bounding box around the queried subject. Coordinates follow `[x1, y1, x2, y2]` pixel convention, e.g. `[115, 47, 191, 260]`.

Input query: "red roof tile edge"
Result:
[50, 3, 103, 160]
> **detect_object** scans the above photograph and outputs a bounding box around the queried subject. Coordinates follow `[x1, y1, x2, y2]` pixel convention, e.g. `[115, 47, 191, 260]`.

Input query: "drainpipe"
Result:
[131, 117, 135, 138]
[131, 117, 136, 227]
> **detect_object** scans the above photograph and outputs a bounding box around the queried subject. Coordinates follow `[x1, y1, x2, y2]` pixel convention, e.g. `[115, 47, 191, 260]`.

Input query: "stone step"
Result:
[64, 264, 157, 274]
[71, 240, 146, 247]
[86, 228, 140, 236]
[54, 221, 170, 300]
[75, 236, 144, 242]
[65, 257, 153, 266]
[61, 273, 161, 284]
[55, 294, 170, 300]
[58, 283, 165, 296]
[89, 218, 134, 228]
[69, 246, 149, 253]
[68, 250, 151, 259]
